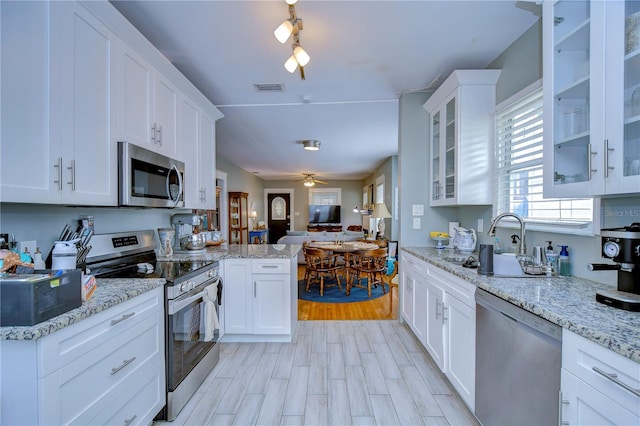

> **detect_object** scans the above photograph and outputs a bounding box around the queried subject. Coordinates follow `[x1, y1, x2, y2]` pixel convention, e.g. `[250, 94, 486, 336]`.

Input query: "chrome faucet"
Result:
[487, 213, 526, 256]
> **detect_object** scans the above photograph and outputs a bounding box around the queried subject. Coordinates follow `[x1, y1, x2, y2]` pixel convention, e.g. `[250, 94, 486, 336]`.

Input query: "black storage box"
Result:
[0, 269, 82, 326]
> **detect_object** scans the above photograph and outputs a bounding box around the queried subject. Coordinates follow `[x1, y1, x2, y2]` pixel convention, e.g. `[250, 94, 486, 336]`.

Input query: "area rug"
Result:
[298, 278, 387, 303]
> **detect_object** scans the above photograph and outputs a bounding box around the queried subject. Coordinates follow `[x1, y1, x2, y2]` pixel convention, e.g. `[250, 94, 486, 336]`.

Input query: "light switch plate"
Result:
[477, 219, 484, 233]
[413, 218, 421, 229]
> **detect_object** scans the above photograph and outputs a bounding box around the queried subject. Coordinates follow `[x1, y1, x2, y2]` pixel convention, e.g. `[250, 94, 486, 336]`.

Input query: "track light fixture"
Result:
[273, 0, 309, 80]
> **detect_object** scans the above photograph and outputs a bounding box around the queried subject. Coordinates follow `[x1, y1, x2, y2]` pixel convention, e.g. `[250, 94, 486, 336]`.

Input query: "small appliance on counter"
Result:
[589, 222, 640, 311]
[171, 213, 206, 253]
[453, 227, 477, 252]
[0, 269, 82, 326]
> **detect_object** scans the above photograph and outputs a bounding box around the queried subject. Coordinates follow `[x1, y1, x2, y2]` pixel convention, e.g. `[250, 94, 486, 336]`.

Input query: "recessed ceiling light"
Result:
[301, 140, 320, 151]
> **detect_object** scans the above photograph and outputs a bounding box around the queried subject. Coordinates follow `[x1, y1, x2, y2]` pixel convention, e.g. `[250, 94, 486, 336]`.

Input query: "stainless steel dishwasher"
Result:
[475, 288, 562, 426]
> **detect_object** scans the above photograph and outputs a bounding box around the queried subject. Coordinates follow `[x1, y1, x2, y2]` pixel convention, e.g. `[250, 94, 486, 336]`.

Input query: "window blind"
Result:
[495, 87, 592, 223]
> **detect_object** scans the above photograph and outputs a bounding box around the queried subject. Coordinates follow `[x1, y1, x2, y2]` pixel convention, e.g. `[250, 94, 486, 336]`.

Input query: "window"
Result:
[308, 188, 341, 205]
[375, 175, 385, 205]
[494, 81, 592, 228]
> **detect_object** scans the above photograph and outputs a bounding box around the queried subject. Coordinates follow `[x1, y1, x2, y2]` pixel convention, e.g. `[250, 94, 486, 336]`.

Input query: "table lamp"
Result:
[372, 203, 392, 239]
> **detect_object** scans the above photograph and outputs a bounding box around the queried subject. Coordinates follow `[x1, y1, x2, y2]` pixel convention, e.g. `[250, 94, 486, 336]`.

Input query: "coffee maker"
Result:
[588, 223, 640, 311]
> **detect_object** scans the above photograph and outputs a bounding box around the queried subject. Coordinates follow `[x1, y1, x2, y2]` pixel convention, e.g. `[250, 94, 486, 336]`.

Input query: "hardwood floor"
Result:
[159, 320, 479, 426]
[297, 265, 398, 321]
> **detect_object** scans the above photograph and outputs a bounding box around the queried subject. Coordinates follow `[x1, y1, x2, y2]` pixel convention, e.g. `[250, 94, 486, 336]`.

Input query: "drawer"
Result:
[562, 329, 640, 415]
[427, 265, 475, 307]
[402, 252, 428, 276]
[39, 287, 163, 376]
[89, 358, 165, 426]
[41, 313, 163, 424]
[252, 259, 290, 274]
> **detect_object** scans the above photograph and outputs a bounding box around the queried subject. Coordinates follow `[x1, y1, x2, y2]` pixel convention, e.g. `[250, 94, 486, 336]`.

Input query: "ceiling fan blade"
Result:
[314, 179, 328, 185]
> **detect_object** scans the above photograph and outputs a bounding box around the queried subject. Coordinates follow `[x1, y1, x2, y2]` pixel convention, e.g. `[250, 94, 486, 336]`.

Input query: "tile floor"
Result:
[158, 320, 479, 426]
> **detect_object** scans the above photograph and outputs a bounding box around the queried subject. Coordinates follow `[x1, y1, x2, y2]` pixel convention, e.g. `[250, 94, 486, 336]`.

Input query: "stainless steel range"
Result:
[86, 230, 222, 421]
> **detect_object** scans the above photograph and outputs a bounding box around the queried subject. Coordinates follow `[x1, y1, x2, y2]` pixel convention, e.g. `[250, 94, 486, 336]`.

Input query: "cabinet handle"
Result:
[435, 298, 441, 319]
[254, 281, 257, 298]
[157, 124, 162, 146]
[124, 414, 137, 426]
[54, 157, 63, 190]
[261, 265, 279, 269]
[558, 390, 569, 426]
[110, 312, 135, 326]
[592, 366, 640, 397]
[111, 357, 136, 375]
[151, 123, 157, 143]
[442, 304, 448, 323]
[604, 139, 614, 178]
[588, 143, 597, 181]
[67, 159, 75, 191]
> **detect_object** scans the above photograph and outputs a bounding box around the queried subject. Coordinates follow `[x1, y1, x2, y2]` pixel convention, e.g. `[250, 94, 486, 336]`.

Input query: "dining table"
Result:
[306, 241, 381, 286]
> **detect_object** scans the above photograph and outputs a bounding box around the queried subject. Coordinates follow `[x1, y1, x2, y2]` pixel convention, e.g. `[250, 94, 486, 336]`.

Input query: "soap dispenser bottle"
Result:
[558, 245, 570, 276]
[510, 235, 520, 254]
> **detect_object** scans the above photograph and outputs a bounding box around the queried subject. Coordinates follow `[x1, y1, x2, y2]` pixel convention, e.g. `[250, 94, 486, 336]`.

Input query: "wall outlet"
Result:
[413, 218, 421, 229]
[19, 240, 37, 257]
[477, 218, 484, 233]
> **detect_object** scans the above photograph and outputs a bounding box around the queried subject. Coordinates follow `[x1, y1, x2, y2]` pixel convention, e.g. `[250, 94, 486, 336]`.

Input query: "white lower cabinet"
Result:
[0, 287, 165, 425]
[400, 252, 476, 411]
[561, 329, 640, 425]
[222, 258, 297, 341]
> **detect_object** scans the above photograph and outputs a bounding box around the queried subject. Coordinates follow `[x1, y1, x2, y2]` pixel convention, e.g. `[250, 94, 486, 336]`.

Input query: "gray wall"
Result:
[217, 156, 265, 223]
[398, 91, 457, 247]
[363, 155, 399, 241]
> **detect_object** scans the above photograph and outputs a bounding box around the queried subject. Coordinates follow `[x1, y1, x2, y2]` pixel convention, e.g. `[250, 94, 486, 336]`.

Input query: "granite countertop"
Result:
[402, 247, 640, 363]
[0, 278, 165, 341]
[1, 244, 303, 341]
[158, 243, 302, 262]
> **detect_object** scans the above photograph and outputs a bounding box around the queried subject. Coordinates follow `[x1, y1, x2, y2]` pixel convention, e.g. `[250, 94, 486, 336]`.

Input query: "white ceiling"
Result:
[110, 0, 540, 182]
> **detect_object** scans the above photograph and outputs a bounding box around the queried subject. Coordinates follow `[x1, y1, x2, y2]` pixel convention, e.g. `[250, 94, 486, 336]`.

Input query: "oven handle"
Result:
[168, 278, 220, 315]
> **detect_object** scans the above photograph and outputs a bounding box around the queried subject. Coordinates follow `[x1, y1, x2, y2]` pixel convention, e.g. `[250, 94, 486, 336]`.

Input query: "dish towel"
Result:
[202, 283, 220, 342]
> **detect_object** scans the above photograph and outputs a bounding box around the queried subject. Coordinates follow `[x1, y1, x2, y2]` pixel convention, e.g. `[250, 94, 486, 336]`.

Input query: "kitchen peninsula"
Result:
[0, 243, 302, 425]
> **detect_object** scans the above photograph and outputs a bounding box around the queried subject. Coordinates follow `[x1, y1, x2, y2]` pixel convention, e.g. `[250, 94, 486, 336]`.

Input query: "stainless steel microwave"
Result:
[118, 141, 185, 208]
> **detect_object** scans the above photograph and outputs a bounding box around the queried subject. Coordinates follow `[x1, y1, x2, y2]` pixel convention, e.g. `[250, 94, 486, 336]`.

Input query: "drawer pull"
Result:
[592, 366, 640, 397]
[124, 414, 137, 426]
[111, 357, 136, 375]
[111, 312, 135, 326]
[260, 265, 279, 269]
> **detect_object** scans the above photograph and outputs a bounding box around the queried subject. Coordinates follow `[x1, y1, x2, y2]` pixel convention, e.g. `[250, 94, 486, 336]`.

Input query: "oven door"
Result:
[166, 277, 220, 391]
[118, 141, 185, 208]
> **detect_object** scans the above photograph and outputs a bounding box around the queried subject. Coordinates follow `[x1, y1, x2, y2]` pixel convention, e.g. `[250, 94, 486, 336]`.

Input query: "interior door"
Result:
[267, 193, 290, 243]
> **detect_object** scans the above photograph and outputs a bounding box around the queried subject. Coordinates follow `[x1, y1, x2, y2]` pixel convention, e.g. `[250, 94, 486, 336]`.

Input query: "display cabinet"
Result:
[423, 70, 501, 206]
[228, 192, 248, 244]
[543, 0, 640, 197]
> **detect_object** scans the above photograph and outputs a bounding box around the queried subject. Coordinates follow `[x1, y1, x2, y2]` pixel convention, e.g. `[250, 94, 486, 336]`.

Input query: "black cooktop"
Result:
[89, 252, 215, 284]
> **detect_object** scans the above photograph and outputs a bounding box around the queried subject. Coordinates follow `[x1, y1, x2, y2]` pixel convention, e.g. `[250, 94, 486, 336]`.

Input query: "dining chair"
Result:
[382, 260, 399, 314]
[303, 247, 343, 296]
[347, 247, 388, 298]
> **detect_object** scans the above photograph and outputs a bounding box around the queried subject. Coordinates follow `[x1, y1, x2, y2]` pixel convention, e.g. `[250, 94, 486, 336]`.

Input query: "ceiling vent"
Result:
[254, 83, 285, 92]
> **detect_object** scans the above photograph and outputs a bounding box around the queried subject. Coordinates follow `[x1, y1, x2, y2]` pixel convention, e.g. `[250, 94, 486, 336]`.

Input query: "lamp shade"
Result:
[284, 54, 298, 73]
[274, 20, 294, 44]
[293, 45, 310, 66]
[372, 203, 392, 219]
[302, 140, 320, 150]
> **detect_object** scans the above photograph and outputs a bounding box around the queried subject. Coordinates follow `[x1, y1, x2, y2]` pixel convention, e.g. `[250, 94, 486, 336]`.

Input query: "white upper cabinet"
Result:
[1, 1, 117, 205]
[118, 43, 179, 159]
[543, 0, 640, 197]
[423, 70, 501, 206]
[180, 94, 220, 210]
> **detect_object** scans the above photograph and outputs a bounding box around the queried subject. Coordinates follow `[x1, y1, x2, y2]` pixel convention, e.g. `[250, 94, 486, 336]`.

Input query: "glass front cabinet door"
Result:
[424, 70, 501, 206]
[543, 0, 640, 197]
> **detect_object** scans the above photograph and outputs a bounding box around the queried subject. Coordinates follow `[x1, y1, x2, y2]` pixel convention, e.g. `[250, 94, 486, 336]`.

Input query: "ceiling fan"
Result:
[297, 173, 328, 187]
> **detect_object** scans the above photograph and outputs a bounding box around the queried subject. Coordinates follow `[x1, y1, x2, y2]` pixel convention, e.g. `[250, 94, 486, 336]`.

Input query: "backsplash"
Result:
[455, 196, 640, 286]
